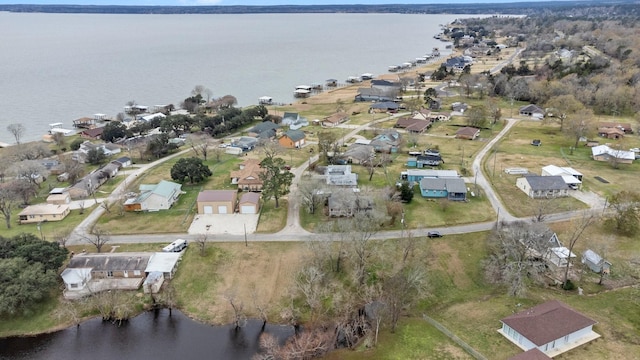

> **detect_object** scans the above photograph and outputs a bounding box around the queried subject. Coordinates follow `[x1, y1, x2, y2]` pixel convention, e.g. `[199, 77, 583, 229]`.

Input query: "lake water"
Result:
[0, 12, 472, 144]
[0, 309, 295, 360]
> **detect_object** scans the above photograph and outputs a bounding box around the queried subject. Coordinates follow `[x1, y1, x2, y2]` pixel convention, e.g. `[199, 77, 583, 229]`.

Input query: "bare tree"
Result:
[189, 134, 212, 161]
[295, 265, 326, 321]
[224, 290, 247, 330]
[8, 179, 37, 205]
[562, 211, 598, 288]
[383, 266, 428, 333]
[0, 183, 18, 229]
[250, 284, 269, 330]
[531, 198, 560, 222]
[158, 282, 177, 316]
[83, 226, 111, 253]
[59, 154, 85, 185]
[297, 178, 326, 215]
[53, 228, 73, 249]
[195, 233, 208, 256]
[563, 108, 594, 154]
[346, 210, 387, 286]
[53, 300, 82, 327]
[484, 222, 553, 297]
[7, 123, 25, 145]
[9, 160, 48, 187]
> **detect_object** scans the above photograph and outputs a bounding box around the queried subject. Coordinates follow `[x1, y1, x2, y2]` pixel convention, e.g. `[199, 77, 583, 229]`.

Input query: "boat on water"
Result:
[258, 96, 273, 105]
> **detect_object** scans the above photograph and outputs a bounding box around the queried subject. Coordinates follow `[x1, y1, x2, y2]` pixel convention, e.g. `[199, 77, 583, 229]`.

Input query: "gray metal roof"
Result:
[523, 175, 568, 191]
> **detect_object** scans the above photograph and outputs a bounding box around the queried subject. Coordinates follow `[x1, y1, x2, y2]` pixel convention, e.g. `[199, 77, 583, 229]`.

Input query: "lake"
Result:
[0, 12, 472, 143]
[0, 309, 295, 360]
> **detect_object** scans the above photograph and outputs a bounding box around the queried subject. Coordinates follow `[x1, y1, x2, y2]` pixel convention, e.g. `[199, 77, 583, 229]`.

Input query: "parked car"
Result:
[427, 231, 442, 238]
[162, 239, 188, 252]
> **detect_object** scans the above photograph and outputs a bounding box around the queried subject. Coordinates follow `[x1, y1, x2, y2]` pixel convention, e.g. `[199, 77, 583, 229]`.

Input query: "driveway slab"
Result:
[188, 214, 259, 235]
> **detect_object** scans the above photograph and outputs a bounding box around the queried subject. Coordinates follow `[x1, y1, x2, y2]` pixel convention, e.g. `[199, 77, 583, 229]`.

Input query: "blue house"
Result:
[407, 154, 443, 168]
[419, 177, 467, 201]
[370, 130, 400, 153]
[401, 169, 460, 183]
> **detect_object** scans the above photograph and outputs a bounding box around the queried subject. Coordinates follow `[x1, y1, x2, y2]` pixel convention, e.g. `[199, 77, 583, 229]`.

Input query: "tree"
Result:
[189, 134, 212, 161]
[399, 181, 414, 203]
[83, 226, 111, 253]
[0, 258, 57, 316]
[70, 138, 84, 151]
[383, 266, 428, 333]
[423, 87, 437, 101]
[317, 131, 339, 163]
[562, 212, 597, 288]
[484, 222, 552, 297]
[9, 160, 48, 187]
[195, 233, 208, 256]
[466, 105, 488, 128]
[86, 147, 107, 166]
[146, 133, 179, 159]
[59, 154, 85, 184]
[100, 121, 127, 143]
[486, 97, 502, 124]
[0, 183, 18, 229]
[170, 157, 212, 184]
[8, 233, 68, 272]
[7, 123, 25, 145]
[563, 108, 594, 154]
[544, 94, 584, 131]
[259, 156, 294, 209]
[298, 178, 326, 215]
[606, 191, 640, 236]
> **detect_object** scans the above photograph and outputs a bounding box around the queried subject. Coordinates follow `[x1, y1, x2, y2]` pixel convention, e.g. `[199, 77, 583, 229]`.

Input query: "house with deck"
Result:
[499, 300, 600, 357]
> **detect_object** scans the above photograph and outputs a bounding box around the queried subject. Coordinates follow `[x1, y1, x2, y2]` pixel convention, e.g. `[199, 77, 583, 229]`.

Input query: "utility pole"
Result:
[244, 224, 248, 247]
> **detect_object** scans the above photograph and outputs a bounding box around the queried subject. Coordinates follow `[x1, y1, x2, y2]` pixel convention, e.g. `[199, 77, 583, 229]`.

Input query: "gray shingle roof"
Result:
[524, 175, 568, 190]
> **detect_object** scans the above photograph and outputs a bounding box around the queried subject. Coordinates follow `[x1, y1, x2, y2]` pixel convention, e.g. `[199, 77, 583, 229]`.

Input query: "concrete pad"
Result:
[188, 214, 259, 235]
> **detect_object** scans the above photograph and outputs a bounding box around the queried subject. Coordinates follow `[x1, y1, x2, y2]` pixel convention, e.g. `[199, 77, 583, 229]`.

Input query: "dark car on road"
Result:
[427, 231, 442, 238]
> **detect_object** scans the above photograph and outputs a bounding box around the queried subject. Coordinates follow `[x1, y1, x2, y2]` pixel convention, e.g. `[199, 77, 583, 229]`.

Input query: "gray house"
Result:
[582, 249, 611, 274]
[516, 175, 569, 199]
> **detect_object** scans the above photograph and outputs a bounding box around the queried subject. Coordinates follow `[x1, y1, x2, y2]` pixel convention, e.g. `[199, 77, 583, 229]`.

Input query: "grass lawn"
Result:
[255, 199, 288, 233]
[1, 207, 97, 240]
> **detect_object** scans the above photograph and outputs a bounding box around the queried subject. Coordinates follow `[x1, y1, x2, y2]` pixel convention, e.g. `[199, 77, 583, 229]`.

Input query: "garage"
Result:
[203, 206, 213, 214]
[218, 205, 228, 214]
[240, 205, 256, 214]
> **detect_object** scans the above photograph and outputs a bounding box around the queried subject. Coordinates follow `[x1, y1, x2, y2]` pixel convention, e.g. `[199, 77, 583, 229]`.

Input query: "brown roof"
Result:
[230, 159, 264, 185]
[81, 127, 104, 138]
[501, 300, 597, 346]
[240, 192, 261, 205]
[598, 127, 624, 135]
[598, 122, 632, 132]
[508, 348, 552, 360]
[323, 112, 348, 124]
[405, 119, 431, 132]
[395, 116, 420, 128]
[456, 127, 480, 138]
[197, 190, 237, 202]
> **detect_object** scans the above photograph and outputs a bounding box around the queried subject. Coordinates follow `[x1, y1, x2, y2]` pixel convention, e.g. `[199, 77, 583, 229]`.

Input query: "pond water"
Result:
[0, 309, 294, 360]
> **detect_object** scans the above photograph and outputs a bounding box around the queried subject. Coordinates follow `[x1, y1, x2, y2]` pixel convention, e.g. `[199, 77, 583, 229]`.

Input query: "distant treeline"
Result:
[0, 1, 638, 16]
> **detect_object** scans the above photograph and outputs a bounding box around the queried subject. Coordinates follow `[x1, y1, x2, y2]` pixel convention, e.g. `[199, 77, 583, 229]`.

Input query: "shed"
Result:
[239, 192, 261, 214]
[581, 249, 611, 274]
[197, 190, 237, 214]
[143, 272, 164, 294]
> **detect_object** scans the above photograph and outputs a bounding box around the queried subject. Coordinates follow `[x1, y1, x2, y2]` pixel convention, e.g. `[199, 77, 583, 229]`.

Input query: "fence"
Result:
[422, 314, 488, 360]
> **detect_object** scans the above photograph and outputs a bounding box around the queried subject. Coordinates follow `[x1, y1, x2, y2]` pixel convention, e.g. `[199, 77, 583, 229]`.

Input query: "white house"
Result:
[516, 175, 569, 199]
[123, 180, 183, 212]
[499, 300, 600, 357]
[591, 145, 635, 164]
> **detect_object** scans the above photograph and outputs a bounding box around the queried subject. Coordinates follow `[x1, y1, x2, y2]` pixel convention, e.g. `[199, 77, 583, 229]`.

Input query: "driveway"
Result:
[188, 214, 259, 236]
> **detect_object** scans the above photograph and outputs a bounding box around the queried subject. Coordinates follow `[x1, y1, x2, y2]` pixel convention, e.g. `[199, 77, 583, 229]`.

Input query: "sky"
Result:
[0, 0, 554, 5]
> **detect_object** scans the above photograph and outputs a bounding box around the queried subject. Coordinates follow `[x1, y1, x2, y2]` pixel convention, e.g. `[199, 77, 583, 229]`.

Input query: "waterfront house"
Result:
[281, 112, 309, 130]
[499, 300, 599, 357]
[230, 159, 264, 191]
[80, 127, 104, 140]
[456, 127, 481, 140]
[279, 129, 306, 148]
[516, 175, 569, 199]
[197, 190, 237, 214]
[18, 204, 70, 224]
[123, 180, 182, 212]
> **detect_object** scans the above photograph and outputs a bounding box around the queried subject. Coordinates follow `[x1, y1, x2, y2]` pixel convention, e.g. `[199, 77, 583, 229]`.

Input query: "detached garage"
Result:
[197, 190, 237, 214]
[239, 192, 261, 214]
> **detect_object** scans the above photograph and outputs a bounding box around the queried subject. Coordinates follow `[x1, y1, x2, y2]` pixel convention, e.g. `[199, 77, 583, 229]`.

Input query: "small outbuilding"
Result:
[582, 249, 611, 274]
[239, 192, 261, 214]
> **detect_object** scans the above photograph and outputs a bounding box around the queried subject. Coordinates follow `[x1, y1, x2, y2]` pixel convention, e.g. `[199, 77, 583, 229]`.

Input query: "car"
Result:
[427, 231, 442, 238]
[218, 143, 228, 148]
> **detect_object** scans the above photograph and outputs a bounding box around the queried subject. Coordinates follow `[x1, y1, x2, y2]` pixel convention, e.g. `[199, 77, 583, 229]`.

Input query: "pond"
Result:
[0, 309, 294, 360]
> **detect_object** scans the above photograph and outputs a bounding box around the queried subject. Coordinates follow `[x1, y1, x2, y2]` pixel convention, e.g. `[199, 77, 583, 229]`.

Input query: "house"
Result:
[123, 180, 182, 212]
[80, 127, 104, 140]
[230, 159, 264, 191]
[369, 101, 399, 112]
[516, 175, 569, 199]
[322, 112, 349, 127]
[591, 145, 635, 164]
[429, 112, 451, 122]
[62, 252, 152, 299]
[247, 121, 280, 139]
[395, 117, 431, 133]
[456, 127, 481, 140]
[46, 188, 71, 205]
[443, 56, 471, 72]
[281, 112, 309, 130]
[239, 192, 261, 214]
[499, 300, 600, 357]
[197, 190, 237, 214]
[370, 130, 401, 153]
[541, 165, 583, 189]
[401, 169, 460, 183]
[328, 191, 373, 217]
[582, 249, 611, 274]
[78, 141, 122, 157]
[279, 129, 306, 148]
[18, 204, 70, 224]
[231, 136, 258, 151]
[407, 154, 443, 168]
[112, 156, 132, 168]
[519, 104, 545, 119]
[325, 165, 358, 187]
[598, 121, 633, 134]
[342, 144, 375, 165]
[451, 102, 468, 114]
[68, 163, 120, 199]
[427, 98, 442, 110]
[355, 87, 396, 102]
[419, 177, 467, 201]
[598, 127, 625, 139]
